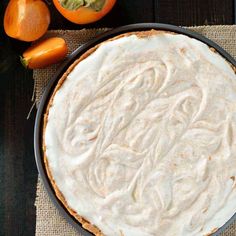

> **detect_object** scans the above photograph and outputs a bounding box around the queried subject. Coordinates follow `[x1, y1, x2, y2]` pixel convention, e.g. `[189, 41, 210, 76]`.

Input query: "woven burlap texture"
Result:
[35, 25, 236, 236]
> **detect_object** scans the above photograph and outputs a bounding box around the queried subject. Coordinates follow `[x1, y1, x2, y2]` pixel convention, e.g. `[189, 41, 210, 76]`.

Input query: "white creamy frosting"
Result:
[45, 32, 236, 236]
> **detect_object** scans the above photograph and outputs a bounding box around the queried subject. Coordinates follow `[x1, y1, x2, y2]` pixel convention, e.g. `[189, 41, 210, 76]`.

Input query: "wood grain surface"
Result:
[0, 0, 235, 235]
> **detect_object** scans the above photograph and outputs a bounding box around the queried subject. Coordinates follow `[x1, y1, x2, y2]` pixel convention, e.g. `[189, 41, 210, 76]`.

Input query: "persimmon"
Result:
[21, 37, 68, 69]
[53, 0, 116, 24]
[4, 0, 50, 42]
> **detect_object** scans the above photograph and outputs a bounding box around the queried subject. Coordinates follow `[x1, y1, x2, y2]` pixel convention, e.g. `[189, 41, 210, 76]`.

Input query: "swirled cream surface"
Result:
[45, 32, 236, 236]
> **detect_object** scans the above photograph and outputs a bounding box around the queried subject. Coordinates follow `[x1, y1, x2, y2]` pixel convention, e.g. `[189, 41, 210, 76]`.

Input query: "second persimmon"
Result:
[53, 0, 116, 24]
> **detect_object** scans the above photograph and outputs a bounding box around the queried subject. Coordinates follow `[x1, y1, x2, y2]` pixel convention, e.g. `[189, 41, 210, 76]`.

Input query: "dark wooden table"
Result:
[0, 1, 235, 235]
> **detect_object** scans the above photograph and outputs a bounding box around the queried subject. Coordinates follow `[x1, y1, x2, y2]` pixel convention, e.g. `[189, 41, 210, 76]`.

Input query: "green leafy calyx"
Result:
[59, 0, 105, 11]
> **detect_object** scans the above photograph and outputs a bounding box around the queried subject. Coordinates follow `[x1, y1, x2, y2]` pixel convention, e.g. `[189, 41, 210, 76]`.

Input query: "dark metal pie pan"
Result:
[34, 23, 236, 236]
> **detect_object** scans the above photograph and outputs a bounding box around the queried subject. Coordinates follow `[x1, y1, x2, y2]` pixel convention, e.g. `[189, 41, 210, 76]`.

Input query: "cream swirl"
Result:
[45, 31, 236, 236]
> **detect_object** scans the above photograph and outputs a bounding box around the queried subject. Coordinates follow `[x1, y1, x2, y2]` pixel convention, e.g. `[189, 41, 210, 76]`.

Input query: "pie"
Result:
[43, 30, 236, 236]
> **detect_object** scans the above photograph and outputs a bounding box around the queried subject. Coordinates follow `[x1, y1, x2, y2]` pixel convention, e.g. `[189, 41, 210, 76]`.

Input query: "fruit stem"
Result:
[20, 56, 29, 69]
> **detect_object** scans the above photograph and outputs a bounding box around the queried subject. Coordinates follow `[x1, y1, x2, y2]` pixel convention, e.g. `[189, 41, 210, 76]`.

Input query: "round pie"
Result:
[43, 30, 236, 236]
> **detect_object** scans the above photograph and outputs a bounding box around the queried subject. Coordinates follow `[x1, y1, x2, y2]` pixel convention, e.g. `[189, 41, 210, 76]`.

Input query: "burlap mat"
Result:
[34, 26, 236, 236]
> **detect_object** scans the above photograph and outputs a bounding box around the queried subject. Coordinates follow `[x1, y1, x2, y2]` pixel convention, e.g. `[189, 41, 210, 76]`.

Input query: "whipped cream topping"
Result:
[45, 31, 236, 236]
